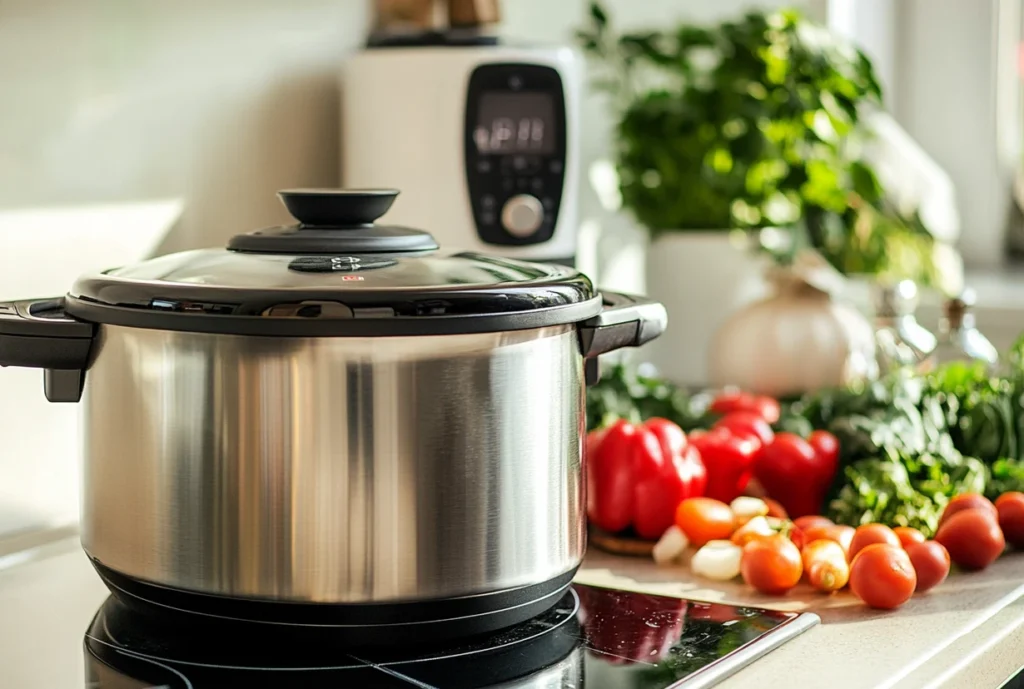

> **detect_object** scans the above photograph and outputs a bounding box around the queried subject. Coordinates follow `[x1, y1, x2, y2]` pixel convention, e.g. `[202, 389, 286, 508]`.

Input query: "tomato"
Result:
[802, 524, 855, 557]
[938, 494, 997, 530]
[848, 524, 901, 562]
[764, 498, 788, 519]
[730, 516, 775, 547]
[713, 411, 774, 447]
[905, 541, 950, 593]
[674, 498, 735, 548]
[787, 524, 807, 551]
[740, 534, 803, 595]
[709, 391, 781, 424]
[802, 539, 850, 592]
[793, 515, 833, 532]
[995, 492, 1024, 549]
[893, 526, 926, 549]
[935, 508, 1005, 570]
[807, 430, 840, 466]
[849, 544, 917, 609]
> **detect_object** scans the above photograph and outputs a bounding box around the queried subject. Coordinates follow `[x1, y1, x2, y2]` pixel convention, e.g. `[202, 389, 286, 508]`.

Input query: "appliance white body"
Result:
[342, 44, 581, 263]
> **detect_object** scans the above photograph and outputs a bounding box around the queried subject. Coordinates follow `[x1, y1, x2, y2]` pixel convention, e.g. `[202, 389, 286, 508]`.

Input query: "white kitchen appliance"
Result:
[342, 41, 582, 264]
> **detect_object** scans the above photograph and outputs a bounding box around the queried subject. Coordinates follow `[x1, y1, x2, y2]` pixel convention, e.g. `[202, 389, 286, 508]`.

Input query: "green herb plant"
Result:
[577, 2, 944, 287]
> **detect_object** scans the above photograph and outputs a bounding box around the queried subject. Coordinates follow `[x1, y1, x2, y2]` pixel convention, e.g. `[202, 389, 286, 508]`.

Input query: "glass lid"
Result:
[65, 189, 600, 337]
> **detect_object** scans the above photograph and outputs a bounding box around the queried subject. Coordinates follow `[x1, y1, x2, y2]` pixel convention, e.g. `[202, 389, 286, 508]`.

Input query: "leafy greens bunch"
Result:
[783, 348, 1024, 535]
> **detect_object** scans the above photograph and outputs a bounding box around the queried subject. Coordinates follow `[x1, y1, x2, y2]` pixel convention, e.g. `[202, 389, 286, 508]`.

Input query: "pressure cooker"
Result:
[0, 189, 666, 643]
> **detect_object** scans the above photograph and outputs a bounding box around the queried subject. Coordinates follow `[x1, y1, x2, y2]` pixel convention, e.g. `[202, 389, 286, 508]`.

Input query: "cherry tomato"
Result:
[674, 498, 735, 548]
[935, 508, 1005, 570]
[802, 524, 855, 558]
[893, 526, 926, 549]
[786, 524, 807, 551]
[709, 391, 781, 424]
[905, 541, 950, 593]
[849, 543, 917, 609]
[793, 515, 834, 533]
[802, 539, 850, 592]
[848, 524, 901, 562]
[938, 494, 997, 530]
[995, 492, 1024, 549]
[807, 430, 840, 466]
[740, 534, 803, 595]
[713, 411, 774, 447]
[764, 498, 788, 519]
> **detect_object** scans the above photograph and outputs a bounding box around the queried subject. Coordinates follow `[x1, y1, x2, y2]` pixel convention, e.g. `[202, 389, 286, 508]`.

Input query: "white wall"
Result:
[892, 0, 1011, 268]
[0, 0, 370, 538]
[0, 0, 822, 539]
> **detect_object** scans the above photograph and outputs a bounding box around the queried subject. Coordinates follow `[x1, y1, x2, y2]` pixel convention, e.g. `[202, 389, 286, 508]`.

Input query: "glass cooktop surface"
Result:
[84, 584, 817, 688]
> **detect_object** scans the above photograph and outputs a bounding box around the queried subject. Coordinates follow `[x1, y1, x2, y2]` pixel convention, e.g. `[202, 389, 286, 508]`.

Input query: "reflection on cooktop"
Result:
[84, 584, 817, 688]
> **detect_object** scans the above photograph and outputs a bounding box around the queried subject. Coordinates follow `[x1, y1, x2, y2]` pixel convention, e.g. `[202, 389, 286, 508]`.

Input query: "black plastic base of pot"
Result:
[91, 559, 577, 647]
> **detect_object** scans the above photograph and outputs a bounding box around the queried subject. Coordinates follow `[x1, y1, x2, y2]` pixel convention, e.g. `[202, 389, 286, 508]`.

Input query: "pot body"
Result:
[80, 323, 585, 607]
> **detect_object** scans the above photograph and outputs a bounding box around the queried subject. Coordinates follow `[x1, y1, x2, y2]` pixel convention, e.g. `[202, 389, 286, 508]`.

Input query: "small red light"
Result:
[341, 275, 364, 281]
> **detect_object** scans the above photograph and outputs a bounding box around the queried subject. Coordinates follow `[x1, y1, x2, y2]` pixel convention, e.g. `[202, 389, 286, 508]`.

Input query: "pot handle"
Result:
[578, 291, 667, 358]
[0, 298, 96, 403]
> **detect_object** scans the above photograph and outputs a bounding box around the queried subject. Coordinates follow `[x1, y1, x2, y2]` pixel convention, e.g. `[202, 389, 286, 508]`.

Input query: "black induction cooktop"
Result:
[84, 584, 818, 688]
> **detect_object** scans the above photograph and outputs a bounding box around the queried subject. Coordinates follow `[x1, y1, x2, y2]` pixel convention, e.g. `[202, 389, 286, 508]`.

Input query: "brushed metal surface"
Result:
[80, 325, 585, 604]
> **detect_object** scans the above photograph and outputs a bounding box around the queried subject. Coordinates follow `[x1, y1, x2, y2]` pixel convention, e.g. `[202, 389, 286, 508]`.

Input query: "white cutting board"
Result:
[0, 199, 181, 537]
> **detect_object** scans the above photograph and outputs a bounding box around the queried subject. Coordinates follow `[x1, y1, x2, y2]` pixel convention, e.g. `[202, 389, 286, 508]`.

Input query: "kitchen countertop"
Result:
[2, 533, 1023, 688]
[578, 548, 1024, 689]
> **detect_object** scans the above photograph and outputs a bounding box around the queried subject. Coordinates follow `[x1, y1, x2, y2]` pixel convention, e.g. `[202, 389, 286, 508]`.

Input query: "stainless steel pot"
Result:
[0, 189, 665, 642]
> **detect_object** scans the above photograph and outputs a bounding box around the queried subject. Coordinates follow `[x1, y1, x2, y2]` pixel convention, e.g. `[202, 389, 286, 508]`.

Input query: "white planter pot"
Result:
[641, 231, 768, 387]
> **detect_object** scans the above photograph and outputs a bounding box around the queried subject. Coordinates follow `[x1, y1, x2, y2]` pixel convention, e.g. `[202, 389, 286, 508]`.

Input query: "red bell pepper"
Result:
[587, 418, 707, 540]
[709, 390, 781, 424]
[689, 427, 760, 503]
[753, 431, 839, 518]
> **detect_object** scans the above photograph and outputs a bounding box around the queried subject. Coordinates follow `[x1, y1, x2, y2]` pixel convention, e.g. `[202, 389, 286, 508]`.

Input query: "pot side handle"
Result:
[0, 298, 96, 403]
[578, 291, 667, 359]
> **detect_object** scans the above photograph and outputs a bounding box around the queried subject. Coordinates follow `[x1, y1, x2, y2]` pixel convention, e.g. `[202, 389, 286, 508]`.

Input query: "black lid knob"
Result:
[278, 189, 399, 227]
[228, 188, 439, 255]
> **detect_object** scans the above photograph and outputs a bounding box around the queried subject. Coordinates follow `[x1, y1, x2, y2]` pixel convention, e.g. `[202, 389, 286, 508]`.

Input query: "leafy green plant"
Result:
[577, 3, 944, 286]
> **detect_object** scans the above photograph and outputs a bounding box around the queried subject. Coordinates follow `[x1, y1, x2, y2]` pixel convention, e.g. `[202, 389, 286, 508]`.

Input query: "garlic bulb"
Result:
[652, 525, 690, 565]
[709, 267, 877, 397]
[691, 540, 743, 581]
[730, 497, 769, 525]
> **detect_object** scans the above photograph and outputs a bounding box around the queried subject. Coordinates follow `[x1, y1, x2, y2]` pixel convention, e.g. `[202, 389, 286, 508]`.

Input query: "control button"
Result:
[542, 197, 556, 210]
[509, 75, 523, 90]
[480, 210, 497, 225]
[501, 195, 545, 238]
[477, 159, 492, 174]
[502, 178, 514, 192]
[531, 178, 544, 193]
[549, 160, 563, 174]
[512, 156, 529, 172]
[480, 194, 496, 210]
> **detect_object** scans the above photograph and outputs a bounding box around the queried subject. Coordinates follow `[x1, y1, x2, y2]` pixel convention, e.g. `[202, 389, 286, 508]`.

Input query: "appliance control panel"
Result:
[464, 63, 567, 247]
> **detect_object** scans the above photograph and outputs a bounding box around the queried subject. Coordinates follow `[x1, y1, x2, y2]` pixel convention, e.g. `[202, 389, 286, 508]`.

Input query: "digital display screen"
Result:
[474, 91, 555, 155]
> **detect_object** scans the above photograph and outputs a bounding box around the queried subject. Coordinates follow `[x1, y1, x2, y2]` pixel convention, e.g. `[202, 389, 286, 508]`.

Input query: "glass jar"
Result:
[933, 288, 999, 368]
[871, 280, 937, 375]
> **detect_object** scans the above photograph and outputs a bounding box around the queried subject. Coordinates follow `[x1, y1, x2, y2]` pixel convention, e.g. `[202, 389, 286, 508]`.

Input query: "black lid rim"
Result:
[64, 295, 604, 337]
